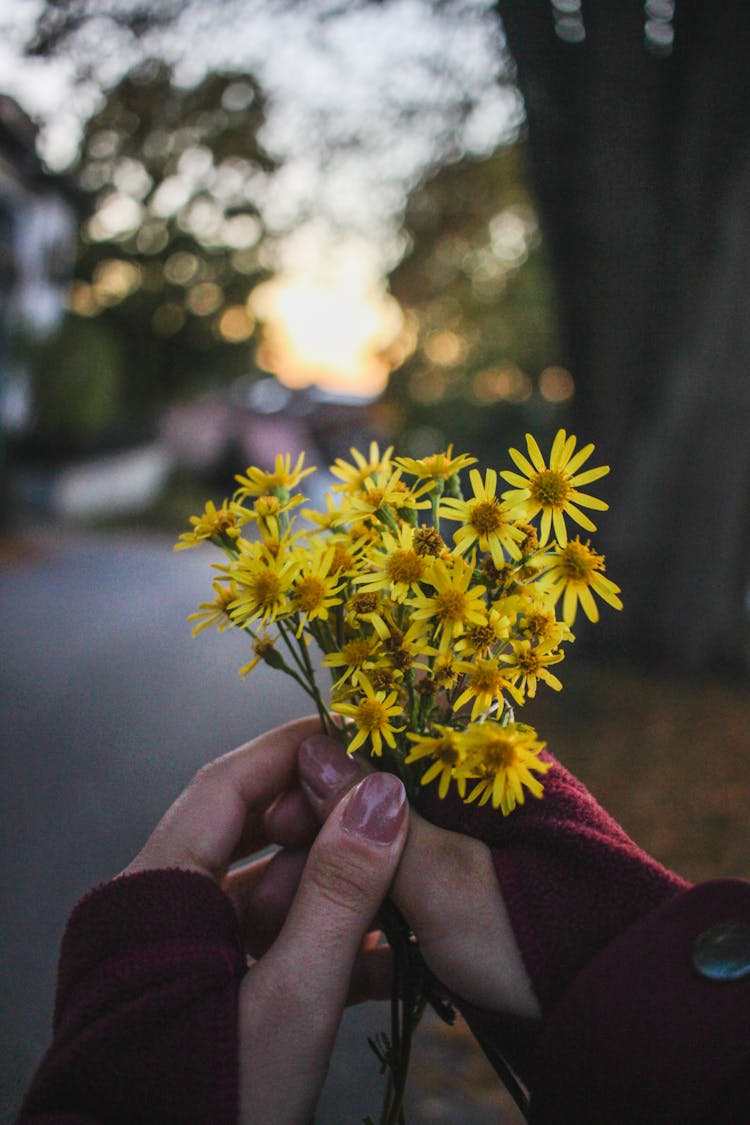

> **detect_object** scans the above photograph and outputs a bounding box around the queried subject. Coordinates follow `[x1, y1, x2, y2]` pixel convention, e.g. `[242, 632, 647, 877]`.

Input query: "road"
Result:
[0, 529, 519, 1124]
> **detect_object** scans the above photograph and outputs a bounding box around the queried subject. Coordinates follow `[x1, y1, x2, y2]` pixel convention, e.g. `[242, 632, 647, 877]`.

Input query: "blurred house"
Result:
[161, 375, 383, 503]
[0, 95, 80, 439]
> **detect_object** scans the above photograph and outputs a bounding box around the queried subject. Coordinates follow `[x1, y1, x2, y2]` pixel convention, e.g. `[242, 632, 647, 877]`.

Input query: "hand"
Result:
[266, 730, 542, 1024]
[123, 717, 409, 1125]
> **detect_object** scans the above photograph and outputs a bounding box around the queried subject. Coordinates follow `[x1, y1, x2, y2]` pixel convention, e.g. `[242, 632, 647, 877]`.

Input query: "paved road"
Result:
[0, 529, 519, 1124]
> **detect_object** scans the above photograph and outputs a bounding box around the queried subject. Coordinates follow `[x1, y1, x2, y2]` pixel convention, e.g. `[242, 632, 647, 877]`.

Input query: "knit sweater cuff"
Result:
[22, 869, 246, 1125]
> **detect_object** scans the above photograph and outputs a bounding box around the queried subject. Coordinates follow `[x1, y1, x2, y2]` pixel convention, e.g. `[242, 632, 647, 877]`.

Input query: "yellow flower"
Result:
[440, 469, 524, 567]
[187, 580, 237, 636]
[238, 632, 279, 678]
[499, 638, 565, 699]
[541, 537, 623, 625]
[323, 635, 383, 688]
[227, 543, 299, 627]
[174, 499, 247, 550]
[301, 492, 349, 532]
[323, 535, 367, 579]
[500, 430, 609, 546]
[344, 591, 391, 640]
[460, 721, 551, 814]
[330, 442, 394, 493]
[405, 724, 466, 798]
[517, 605, 574, 647]
[383, 619, 436, 676]
[332, 677, 404, 757]
[244, 493, 304, 540]
[412, 525, 448, 558]
[290, 547, 346, 635]
[395, 445, 477, 481]
[454, 607, 511, 656]
[234, 452, 315, 499]
[407, 555, 487, 653]
[453, 656, 523, 719]
[347, 469, 431, 524]
[354, 524, 432, 602]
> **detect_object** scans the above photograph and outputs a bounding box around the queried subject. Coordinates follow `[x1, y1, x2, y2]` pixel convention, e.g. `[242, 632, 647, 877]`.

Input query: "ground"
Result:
[2, 529, 748, 1123]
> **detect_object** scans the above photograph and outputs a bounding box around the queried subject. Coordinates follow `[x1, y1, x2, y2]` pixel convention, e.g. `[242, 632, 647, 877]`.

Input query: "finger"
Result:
[237, 772, 408, 1125]
[298, 735, 539, 1019]
[226, 854, 393, 999]
[348, 942, 394, 1004]
[226, 848, 309, 958]
[124, 715, 321, 880]
[393, 808, 539, 1017]
[262, 787, 319, 848]
[297, 731, 368, 816]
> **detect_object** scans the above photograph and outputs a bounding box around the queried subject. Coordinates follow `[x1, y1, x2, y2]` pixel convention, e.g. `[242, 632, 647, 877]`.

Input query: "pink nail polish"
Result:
[341, 774, 407, 845]
[298, 734, 361, 798]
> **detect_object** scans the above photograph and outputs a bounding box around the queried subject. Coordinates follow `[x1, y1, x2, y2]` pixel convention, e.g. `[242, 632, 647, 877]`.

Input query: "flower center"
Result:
[559, 539, 603, 582]
[329, 544, 354, 574]
[434, 589, 467, 623]
[469, 661, 504, 693]
[386, 550, 424, 585]
[363, 487, 386, 509]
[293, 576, 326, 613]
[355, 698, 388, 732]
[481, 740, 517, 772]
[517, 649, 541, 674]
[434, 739, 460, 765]
[251, 571, 283, 606]
[341, 638, 375, 666]
[254, 496, 281, 517]
[530, 469, 570, 508]
[521, 612, 555, 641]
[466, 623, 500, 653]
[469, 499, 505, 536]
[347, 592, 379, 615]
[414, 526, 446, 556]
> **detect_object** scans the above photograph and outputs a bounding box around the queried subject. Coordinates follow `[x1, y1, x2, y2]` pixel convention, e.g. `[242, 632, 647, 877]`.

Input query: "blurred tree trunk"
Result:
[495, 0, 750, 671]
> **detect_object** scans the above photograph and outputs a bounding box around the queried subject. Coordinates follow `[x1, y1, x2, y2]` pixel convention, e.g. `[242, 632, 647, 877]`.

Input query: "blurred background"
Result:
[1, 1, 749, 1121]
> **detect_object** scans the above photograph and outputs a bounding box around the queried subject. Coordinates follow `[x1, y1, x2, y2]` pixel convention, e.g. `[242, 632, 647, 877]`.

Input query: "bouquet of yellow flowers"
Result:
[176, 431, 621, 1122]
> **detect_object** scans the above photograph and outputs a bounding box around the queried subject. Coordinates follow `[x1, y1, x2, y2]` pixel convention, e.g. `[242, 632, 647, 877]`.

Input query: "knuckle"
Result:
[306, 847, 378, 917]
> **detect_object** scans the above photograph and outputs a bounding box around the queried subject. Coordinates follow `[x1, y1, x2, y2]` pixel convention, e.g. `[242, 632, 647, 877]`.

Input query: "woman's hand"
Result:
[123, 717, 410, 1125]
[263, 729, 542, 1023]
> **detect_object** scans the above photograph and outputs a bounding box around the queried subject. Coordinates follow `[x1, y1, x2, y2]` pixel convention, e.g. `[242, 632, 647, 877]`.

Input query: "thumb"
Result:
[238, 772, 408, 1125]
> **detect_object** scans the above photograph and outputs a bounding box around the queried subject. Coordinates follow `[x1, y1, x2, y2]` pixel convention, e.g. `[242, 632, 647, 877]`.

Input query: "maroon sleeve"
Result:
[19, 869, 247, 1125]
[530, 879, 750, 1123]
[415, 754, 750, 1118]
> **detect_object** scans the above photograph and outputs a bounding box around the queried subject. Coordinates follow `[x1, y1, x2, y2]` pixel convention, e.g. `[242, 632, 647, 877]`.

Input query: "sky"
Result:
[0, 0, 521, 395]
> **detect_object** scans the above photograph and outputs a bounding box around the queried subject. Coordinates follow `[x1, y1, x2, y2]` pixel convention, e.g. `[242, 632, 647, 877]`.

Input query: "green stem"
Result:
[276, 621, 332, 731]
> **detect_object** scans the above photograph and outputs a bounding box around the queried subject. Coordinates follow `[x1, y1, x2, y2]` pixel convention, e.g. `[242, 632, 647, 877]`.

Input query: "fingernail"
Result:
[298, 734, 361, 799]
[342, 774, 407, 845]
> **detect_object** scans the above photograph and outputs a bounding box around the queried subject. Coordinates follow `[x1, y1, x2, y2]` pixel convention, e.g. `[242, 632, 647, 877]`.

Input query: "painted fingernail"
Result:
[298, 734, 361, 799]
[342, 773, 407, 845]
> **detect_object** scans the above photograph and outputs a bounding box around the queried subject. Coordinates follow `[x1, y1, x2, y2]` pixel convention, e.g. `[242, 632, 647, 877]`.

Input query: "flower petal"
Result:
[568, 464, 610, 487]
[566, 502, 597, 531]
[525, 433, 546, 472]
[569, 490, 609, 511]
[509, 447, 537, 478]
[500, 470, 533, 489]
[549, 429, 568, 469]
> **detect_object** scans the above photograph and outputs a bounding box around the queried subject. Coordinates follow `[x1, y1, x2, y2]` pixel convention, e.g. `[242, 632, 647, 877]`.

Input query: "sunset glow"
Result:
[250, 271, 408, 399]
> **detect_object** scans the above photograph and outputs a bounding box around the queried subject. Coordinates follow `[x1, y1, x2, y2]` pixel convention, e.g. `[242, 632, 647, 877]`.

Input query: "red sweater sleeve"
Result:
[529, 879, 750, 1123]
[18, 869, 247, 1125]
[417, 755, 750, 1120]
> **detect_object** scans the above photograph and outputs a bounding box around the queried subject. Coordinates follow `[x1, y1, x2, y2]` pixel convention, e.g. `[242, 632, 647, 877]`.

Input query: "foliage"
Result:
[385, 143, 567, 461]
[31, 61, 274, 450]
